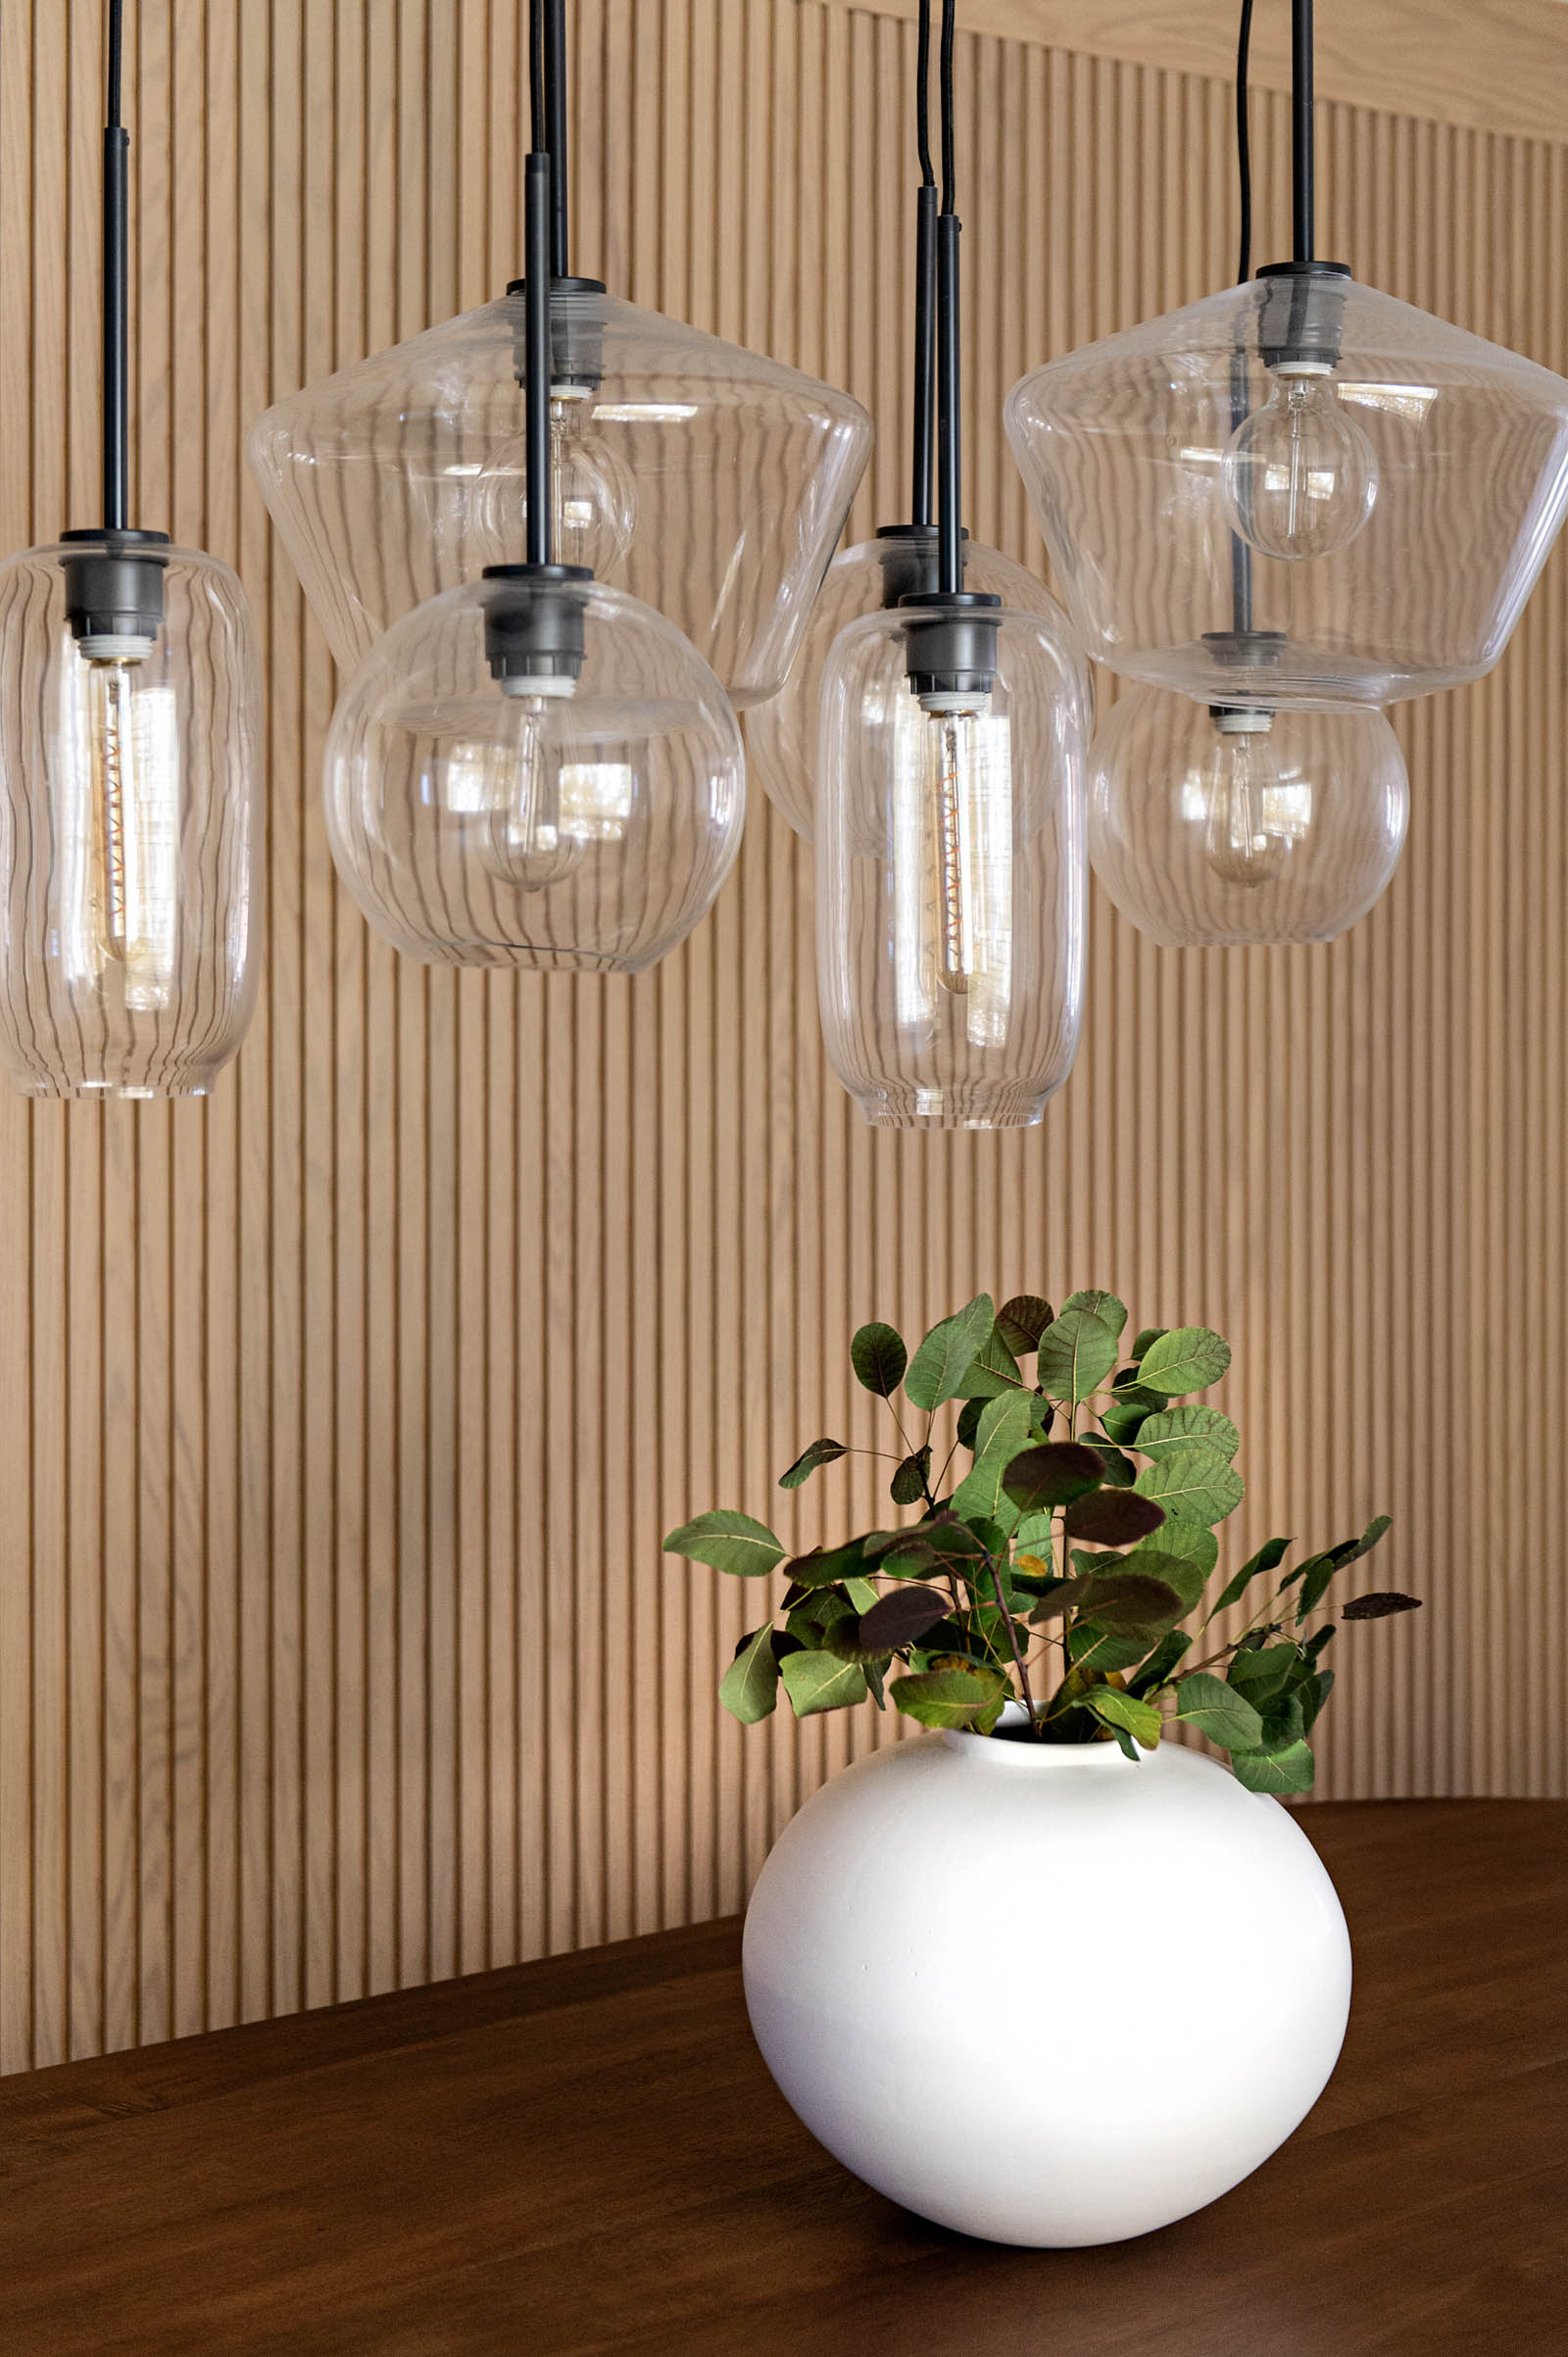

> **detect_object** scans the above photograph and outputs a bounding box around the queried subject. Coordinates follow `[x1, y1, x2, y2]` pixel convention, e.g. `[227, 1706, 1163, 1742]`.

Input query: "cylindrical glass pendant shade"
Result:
[815, 606, 1089, 1129]
[1089, 685, 1408, 948]
[0, 539, 262, 1098]
[1005, 275, 1568, 709]
[746, 530, 1082, 840]
[324, 575, 745, 971]
[248, 285, 873, 708]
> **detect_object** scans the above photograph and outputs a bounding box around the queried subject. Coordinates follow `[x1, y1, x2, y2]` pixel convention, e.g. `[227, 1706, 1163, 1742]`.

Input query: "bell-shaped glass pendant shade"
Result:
[248, 284, 873, 709]
[746, 529, 1083, 840]
[815, 605, 1089, 1129]
[1089, 684, 1407, 948]
[0, 536, 263, 1097]
[324, 572, 745, 971]
[1004, 273, 1568, 710]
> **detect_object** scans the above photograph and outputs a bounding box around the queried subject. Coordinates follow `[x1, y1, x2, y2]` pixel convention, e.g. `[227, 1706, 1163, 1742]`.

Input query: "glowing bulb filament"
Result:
[935, 714, 970, 995]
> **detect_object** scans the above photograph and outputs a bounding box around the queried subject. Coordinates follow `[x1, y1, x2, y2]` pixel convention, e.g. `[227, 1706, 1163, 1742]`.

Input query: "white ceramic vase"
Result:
[743, 1708, 1351, 2246]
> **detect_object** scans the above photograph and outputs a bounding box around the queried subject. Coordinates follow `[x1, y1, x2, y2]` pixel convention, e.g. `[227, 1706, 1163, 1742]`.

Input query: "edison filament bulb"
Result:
[1201, 709, 1296, 887]
[1221, 365, 1380, 565]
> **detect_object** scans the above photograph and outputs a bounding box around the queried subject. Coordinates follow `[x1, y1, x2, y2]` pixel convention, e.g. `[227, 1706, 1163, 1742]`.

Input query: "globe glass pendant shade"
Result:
[1004, 275, 1568, 710]
[815, 605, 1089, 1128]
[248, 284, 874, 707]
[0, 540, 263, 1097]
[324, 575, 745, 970]
[1088, 685, 1408, 948]
[746, 531, 1083, 840]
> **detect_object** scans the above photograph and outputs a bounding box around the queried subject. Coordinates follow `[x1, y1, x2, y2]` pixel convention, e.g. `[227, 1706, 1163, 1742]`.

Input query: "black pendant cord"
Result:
[103, 0, 129, 532]
[1229, 0, 1255, 636]
[909, 0, 937, 531]
[1234, 0, 1253, 288]
[935, 0, 961, 599]
[523, 146, 554, 567]
[544, 0, 569, 280]
[1291, 0, 1314, 265]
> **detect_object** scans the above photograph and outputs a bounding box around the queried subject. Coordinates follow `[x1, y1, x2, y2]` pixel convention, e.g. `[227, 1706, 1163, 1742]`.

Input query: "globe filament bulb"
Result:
[1220, 365, 1379, 564]
[1203, 709, 1291, 888]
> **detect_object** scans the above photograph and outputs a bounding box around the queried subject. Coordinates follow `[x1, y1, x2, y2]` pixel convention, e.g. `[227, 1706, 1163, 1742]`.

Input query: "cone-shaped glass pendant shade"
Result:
[1089, 684, 1407, 948]
[248, 285, 873, 708]
[746, 530, 1081, 840]
[815, 604, 1089, 1128]
[324, 572, 744, 971]
[0, 536, 263, 1097]
[1005, 274, 1568, 710]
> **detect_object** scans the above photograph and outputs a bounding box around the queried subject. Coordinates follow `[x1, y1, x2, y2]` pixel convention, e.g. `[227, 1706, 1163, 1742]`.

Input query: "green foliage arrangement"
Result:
[665, 1290, 1421, 1793]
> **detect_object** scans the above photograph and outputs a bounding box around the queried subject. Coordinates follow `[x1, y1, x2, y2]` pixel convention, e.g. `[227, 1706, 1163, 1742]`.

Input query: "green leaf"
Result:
[664, 1509, 785, 1578]
[785, 1538, 869, 1590]
[1295, 1517, 1395, 1624]
[921, 1513, 989, 1584]
[1136, 1326, 1232, 1398]
[996, 1295, 1053, 1354]
[1099, 1399, 1151, 1449]
[1084, 1687, 1163, 1749]
[851, 1322, 906, 1397]
[1230, 1742, 1316, 1795]
[1253, 1690, 1307, 1755]
[1227, 1644, 1301, 1704]
[890, 1660, 1008, 1729]
[1299, 1666, 1335, 1733]
[953, 1324, 1026, 1401]
[1068, 1624, 1154, 1675]
[1212, 1537, 1293, 1615]
[1002, 1440, 1104, 1515]
[1129, 1326, 1167, 1361]
[905, 1295, 997, 1411]
[719, 1626, 781, 1724]
[1058, 1289, 1128, 1339]
[877, 1531, 941, 1579]
[952, 1395, 1036, 1526]
[1066, 1569, 1185, 1635]
[1135, 1403, 1241, 1462]
[843, 1576, 880, 1612]
[1035, 1308, 1120, 1403]
[785, 1588, 856, 1647]
[1127, 1629, 1194, 1695]
[1060, 1488, 1167, 1547]
[1083, 1438, 1137, 1488]
[778, 1437, 848, 1491]
[1115, 1547, 1208, 1615]
[1151, 1517, 1220, 1578]
[956, 1398, 986, 1450]
[1134, 1442, 1244, 1527]
[780, 1650, 868, 1717]
[1173, 1672, 1264, 1751]
[890, 1448, 931, 1506]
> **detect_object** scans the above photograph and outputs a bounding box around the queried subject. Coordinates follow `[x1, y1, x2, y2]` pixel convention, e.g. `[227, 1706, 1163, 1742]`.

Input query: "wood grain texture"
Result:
[0, 1800, 1564, 2353]
[0, 0, 1566, 2074]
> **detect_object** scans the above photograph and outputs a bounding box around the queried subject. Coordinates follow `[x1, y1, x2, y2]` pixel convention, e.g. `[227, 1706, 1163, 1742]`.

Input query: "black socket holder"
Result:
[61, 526, 169, 644]
[480, 563, 591, 688]
[506, 274, 609, 396]
[1254, 259, 1351, 372]
[899, 589, 1002, 703]
[873, 522, 969, 611]
[1201, 627, 1287, 668]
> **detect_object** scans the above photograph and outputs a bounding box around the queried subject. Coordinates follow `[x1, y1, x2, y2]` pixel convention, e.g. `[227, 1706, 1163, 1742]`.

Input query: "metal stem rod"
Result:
[103, 0, 128, 531]
[1291, 0, 1314, 265]
[545, 0, 569, 278]
[910, 185, 937, 529]
[524, 151, 553, 566]
[935, 211, 961, 596]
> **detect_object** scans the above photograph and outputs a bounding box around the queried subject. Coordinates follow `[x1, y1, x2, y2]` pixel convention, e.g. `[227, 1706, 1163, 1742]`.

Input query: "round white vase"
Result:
[743, 1709, 1351, 2247]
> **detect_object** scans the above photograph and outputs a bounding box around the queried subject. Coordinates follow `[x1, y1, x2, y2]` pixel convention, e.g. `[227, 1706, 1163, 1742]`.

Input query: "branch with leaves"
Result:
[665, 1290, 1419, 1795]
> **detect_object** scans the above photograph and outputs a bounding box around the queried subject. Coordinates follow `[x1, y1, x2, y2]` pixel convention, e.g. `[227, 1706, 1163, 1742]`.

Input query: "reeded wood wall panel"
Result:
[0, 0, 1564, 2073]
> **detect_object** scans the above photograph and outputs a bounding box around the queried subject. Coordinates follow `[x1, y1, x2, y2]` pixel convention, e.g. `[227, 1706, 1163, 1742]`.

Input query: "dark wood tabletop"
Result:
[1, 1798, 1564, 2355]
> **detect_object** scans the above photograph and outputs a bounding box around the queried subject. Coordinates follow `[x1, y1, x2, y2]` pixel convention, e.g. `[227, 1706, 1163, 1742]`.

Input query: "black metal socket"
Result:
[506, 274, 609, 396]
[1201, 627, 1288, 668]
[61, 526, 169, 645]
[480, 562, 591, 688]
[899, 588, 1001, 703]
[1254, 259, 1351, 371]
[873, 523, 972, 610]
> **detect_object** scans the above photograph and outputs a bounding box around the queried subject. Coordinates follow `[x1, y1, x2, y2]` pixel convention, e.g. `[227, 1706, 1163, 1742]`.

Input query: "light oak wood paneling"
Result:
[0, 0, 1564, 2072]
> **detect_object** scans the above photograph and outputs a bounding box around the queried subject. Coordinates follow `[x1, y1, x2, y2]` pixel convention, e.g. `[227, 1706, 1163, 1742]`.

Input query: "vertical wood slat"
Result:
[0, 0, 1564, 2074]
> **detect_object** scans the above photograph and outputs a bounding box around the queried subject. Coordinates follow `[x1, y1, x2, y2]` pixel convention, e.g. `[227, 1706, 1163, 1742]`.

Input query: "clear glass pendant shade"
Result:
[323, 574, 745, 971]
[815, 605, 1089, 1128]
[0, 539, 263, 1097]
[248, 283, 873, 707]
[745, 530, 1081, 840]
[1004, 274, 1568, 709]
[1088, 684, 1408, 947]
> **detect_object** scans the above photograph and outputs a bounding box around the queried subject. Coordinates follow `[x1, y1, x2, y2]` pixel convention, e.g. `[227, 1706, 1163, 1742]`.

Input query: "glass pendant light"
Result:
[322, 22, 744, 974]
[1089, 686, 1407, 947]
[746, 7, 1079, 840]
[247, 0, 872, 711]
[814, 0, 1088, 1130]
[1004, 0, 1568, 714]
[0, 2, 262, 1099]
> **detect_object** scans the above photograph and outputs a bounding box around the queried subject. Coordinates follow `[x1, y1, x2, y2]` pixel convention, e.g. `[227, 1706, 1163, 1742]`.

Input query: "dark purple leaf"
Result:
[1001, 1441, 1104, 1514]
[1340, 1591, 1422, 1621]
[1062, 1489, 1167, 1547]
[997, 1295, 1053, 1353]
[858, 1585, 953, 1651]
